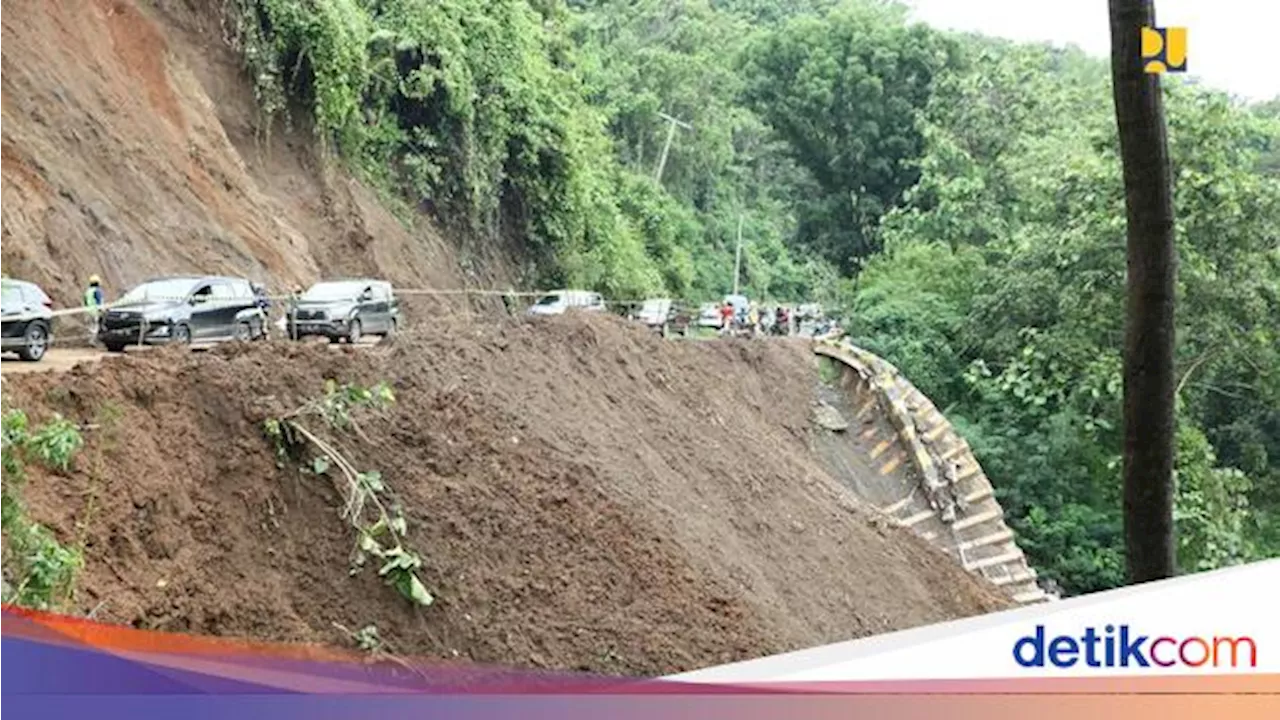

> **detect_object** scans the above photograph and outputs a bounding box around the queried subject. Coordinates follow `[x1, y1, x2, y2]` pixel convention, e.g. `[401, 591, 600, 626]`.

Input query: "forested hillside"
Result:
[224, 0, 1279, 595]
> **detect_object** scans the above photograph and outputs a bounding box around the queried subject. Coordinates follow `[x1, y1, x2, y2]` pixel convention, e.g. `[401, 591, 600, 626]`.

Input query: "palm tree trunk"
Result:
[1108, 0, 1178, 583]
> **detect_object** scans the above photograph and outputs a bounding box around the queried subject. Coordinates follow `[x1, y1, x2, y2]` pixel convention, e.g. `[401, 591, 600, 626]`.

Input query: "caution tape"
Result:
[31, 288, 690, 321]
[23, 290, 778, 326]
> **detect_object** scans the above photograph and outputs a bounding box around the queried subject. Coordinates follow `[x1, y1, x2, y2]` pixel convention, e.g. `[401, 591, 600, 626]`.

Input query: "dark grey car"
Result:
[1, 279, 54, 361]
[286, 280, 399, 343]
[99, 276, 268, 352]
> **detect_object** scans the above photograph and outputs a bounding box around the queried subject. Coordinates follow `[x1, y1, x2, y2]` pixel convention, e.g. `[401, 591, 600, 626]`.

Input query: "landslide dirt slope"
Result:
[1, 0, 480, 309]
[3, 316, 1007, 675]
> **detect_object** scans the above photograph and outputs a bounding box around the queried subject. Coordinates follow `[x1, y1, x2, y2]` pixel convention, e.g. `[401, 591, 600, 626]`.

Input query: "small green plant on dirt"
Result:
[1, 409, 85, 610]
[26, 416, 84, 472]
[332, 621, 425, 678]
[264, 380, 434, 608]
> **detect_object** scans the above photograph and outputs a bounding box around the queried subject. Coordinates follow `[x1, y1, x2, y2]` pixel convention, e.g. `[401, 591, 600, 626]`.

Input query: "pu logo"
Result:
[1142, 26, 1187, 74]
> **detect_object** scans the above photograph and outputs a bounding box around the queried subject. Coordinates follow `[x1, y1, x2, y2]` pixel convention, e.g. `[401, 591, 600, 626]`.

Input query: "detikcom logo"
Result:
[1013, 625, 1257, 669]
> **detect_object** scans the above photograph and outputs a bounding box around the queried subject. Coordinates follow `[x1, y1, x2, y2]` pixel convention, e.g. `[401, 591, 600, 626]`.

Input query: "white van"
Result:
[527, 289, 606, 316]
[636, 298, 672, 327]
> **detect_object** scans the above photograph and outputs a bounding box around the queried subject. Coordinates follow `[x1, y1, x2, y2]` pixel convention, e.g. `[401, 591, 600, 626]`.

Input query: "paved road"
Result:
[0, 339, 384, 376]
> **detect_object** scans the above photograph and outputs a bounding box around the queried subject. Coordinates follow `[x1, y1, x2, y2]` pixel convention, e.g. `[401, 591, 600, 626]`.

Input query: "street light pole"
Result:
[654, 111, 692, 185]
[733, 213, 744, 296]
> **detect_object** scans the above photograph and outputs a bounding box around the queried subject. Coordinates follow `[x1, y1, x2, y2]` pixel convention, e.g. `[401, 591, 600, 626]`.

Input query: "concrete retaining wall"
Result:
[814, 338, 1054, 605]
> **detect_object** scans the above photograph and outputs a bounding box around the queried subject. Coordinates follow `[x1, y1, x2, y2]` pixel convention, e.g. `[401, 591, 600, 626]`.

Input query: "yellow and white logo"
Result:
[1142, 26, 1187, 74]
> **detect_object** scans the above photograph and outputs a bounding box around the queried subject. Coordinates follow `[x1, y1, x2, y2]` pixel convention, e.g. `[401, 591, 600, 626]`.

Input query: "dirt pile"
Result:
[1, 0, 480, 309]
[2, 315, 1007, 675]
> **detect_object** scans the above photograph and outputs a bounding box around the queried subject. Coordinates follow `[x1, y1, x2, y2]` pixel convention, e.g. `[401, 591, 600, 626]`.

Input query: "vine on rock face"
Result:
[1, 409, 85, 610]
[264, 381, 434, 607]
[218, 0, 679, 299]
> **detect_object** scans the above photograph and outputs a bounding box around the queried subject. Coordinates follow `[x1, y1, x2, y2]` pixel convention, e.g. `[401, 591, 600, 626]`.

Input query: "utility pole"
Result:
[733, 213, 744, 295]
[654, 111, 692, 185]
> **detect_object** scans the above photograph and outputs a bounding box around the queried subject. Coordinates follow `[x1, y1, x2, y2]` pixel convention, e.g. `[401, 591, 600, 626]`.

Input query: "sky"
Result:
[904, 0, 1280, 102]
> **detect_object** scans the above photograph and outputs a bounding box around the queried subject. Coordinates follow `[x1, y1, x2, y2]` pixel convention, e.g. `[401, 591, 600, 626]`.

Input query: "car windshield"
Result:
[302, 282, 364, 302]
[535, 294, 562, 306]
[118, 278, 199, 305]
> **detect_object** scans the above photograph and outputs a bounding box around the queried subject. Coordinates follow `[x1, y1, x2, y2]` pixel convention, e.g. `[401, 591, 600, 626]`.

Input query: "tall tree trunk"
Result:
[1108, 0, 1178, 583]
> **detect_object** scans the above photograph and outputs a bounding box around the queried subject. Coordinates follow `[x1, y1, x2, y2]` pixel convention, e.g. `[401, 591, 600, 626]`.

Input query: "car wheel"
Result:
[347, 318, 362, 344]
[17, 322, 48, 362]
[104, 341, 127, 353]
[173, 323, 192, 345]
[234, 321, 252, 342]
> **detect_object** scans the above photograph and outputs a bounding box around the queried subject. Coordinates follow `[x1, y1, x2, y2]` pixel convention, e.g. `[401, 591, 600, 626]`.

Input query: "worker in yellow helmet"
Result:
[84, 274, 105, 343]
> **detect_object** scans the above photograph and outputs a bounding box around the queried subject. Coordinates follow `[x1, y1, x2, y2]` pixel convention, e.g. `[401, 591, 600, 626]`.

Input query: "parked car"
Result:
[636, 298, 671, 328]
[526, 290, 606, 316]
[697, 302, 722, 328]
[1, 279, 54, 362]
[286, 279, 399, 343]
[636, 298, 692, 337]
[99, 275, 268, 352]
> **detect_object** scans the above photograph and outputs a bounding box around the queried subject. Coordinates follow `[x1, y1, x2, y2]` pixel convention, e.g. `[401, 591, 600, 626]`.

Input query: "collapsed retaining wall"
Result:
[813, 338, 1054, 605]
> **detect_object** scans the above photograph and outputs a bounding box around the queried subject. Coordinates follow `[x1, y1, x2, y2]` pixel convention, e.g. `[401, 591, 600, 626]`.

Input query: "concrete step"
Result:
[965, 547, 1024, 572]
[961, 486, 994, 505]
[901, 508, 937, 527]
[993, 568, 1038, 587]
[952, 505, 1003, 531]
[1013, 588, 1050, 604]
[956, 527, 1013, 552]
[940, 441, 970, 462]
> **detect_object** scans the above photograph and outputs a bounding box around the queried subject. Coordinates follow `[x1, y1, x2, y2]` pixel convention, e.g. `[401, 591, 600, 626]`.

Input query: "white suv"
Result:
[527, 290, 606, 316]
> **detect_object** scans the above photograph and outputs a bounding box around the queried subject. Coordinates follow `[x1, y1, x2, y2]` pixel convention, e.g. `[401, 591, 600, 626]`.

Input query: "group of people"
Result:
[719, 301, 824, 337]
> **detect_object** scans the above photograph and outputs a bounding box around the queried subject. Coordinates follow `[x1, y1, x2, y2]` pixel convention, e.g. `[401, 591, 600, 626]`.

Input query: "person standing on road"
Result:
[719, 301, 735, 336]
[250, 282, 271, 340]
[83, 274, 105, 344]
[287, 285, 303, 341]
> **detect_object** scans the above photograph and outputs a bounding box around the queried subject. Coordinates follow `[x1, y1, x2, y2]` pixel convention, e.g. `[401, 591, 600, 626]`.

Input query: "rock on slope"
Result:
[1, 0, 475, 307]
[3, 315, 1008, 676]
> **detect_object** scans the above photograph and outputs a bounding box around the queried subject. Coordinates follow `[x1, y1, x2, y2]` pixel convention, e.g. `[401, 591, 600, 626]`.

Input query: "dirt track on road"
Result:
[1, 348, 106, 375]
[0, 339, 385, 376]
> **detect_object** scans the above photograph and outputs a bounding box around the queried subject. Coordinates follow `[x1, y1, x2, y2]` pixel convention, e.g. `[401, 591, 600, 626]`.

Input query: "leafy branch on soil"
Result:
[263, 380, 434, 608]
[332, 622, 429, 680]
[1, 409, 85, 610]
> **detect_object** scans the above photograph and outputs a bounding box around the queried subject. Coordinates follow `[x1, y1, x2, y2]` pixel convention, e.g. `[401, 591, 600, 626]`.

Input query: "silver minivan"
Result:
[527, 290, 606, 316]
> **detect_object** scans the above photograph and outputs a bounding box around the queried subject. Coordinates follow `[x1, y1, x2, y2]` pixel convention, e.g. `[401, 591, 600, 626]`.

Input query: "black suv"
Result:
[99, 275, 268, 352]
[1, 279, 54, 361]
[286, 279, 399, 343]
